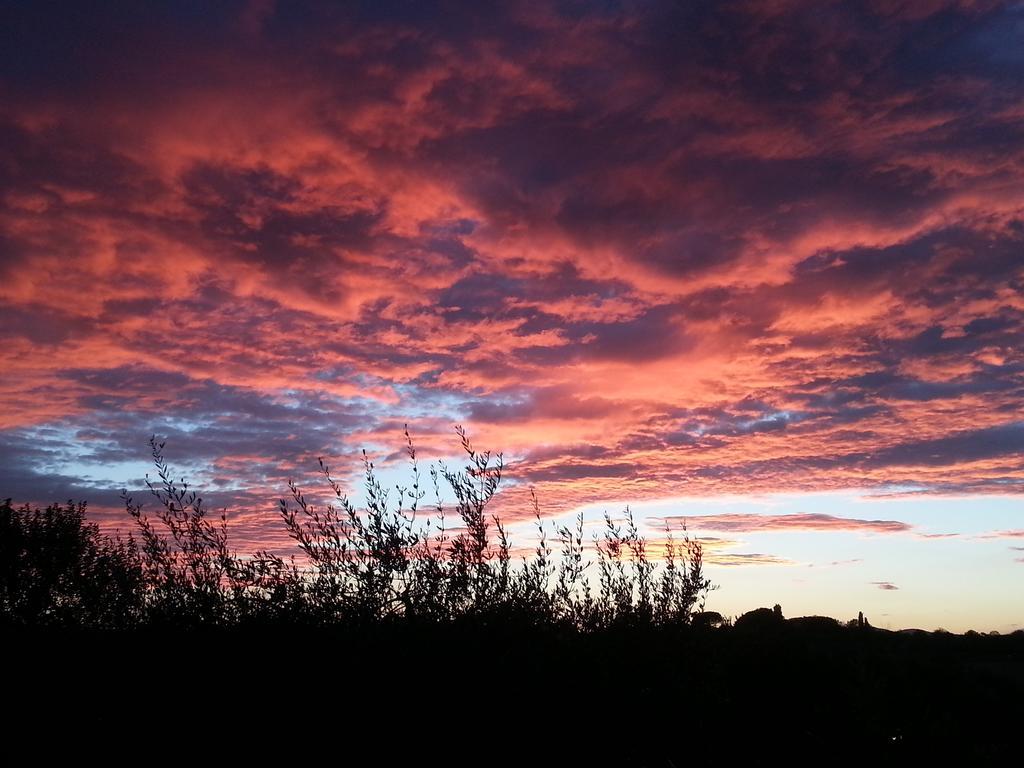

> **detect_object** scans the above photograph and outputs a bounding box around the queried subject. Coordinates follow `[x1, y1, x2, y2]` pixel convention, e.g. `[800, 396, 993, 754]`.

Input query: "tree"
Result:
[0, 498, 144, 628]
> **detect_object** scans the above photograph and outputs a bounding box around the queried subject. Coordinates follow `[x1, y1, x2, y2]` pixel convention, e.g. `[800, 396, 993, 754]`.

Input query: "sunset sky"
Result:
[2, 1, 1023, 631]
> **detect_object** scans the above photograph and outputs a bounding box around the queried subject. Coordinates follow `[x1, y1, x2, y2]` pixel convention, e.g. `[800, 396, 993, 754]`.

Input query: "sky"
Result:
[1, 0, 1023, 631]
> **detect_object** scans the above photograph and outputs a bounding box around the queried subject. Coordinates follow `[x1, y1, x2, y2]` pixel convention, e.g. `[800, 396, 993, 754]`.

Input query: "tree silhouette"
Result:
[0, 498, 143, 627]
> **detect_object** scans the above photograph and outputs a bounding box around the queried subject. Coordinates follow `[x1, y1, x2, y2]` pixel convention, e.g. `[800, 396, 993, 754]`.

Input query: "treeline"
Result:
[1, 430, 712, 630]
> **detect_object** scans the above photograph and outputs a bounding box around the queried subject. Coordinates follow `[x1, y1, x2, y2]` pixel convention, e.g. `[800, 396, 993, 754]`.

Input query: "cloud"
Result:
[978, 529, 1024, 539]
[706, 552, 795, 567]
[872, 581, 900, 590]
[635, 535, 796, 567]
[657, 513, 912, 534]
[810, 558, 864, 567]
[1, 0, 1024, 551]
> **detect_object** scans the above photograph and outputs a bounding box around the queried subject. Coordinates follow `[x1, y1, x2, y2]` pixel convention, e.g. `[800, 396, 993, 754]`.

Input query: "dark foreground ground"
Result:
[6, 616, 1023, 763]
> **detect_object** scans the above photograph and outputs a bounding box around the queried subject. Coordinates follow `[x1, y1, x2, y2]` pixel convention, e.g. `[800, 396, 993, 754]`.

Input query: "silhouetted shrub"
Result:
[121, 437, 301, 626]
[734, 605, 786, 632]
[116, 426, 714, 629]
[691, 610, 726, 629]
[0, 498, 143, 627]
[1, 427, 713, 629]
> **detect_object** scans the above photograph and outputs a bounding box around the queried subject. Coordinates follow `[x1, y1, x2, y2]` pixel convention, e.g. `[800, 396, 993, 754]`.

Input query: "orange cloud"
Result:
[1, 0, 1023, 554]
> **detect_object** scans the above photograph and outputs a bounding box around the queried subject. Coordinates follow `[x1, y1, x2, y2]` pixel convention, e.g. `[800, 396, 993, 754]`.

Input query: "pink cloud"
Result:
[1, 1, 1023, 553]
[656, 513, 912, 534]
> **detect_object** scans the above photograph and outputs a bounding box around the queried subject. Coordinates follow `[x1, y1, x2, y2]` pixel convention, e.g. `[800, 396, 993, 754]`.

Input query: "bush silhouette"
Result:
[0, 498, 144, 627]
[109, 426, 715, 629]
[734, 605, 786, 632]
